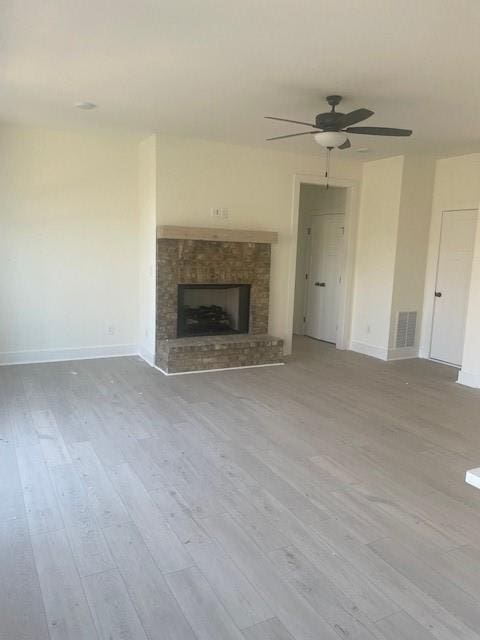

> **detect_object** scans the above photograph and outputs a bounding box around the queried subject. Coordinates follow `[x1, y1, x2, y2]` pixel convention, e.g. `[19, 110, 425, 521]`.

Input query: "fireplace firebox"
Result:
[177, 284, 250, 337]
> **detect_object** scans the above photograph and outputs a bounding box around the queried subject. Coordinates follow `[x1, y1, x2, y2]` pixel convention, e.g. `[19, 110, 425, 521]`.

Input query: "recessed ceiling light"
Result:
[75, 101, 97, 110]
[357, 147, 370, 153]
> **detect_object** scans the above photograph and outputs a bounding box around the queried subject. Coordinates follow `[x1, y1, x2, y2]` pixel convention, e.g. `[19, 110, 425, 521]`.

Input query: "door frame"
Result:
[304, 213, 345, 342]
[286, 174, 359, 351]
[428, 208, 478, 366]
[418, 209, 480, 369]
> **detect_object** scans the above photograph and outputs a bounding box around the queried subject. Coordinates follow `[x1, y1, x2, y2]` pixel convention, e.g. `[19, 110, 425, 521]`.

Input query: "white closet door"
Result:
[430, 209, 477, 366]
[305, 214, 344, 343]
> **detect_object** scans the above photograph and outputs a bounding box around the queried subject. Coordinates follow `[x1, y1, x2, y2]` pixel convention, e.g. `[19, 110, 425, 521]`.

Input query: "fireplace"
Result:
[156, 230, 283, 373]
[177, 283, 251, 337]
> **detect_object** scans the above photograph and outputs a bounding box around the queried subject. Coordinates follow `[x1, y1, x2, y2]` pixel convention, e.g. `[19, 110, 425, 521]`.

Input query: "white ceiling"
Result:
[2, 0, 480, 158]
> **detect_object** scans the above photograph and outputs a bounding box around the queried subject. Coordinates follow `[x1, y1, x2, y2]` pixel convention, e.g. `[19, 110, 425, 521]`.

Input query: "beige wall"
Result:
[138, 135, 157, 363]
[460, 216, 480, 386]
[155, 134, 362, 351]
[351, 156, 404, 357]
[390, 155, 435, 353]
[0, 125, 140, 363]
[298, 183, 347, 215]
[351, 154, 435, 360]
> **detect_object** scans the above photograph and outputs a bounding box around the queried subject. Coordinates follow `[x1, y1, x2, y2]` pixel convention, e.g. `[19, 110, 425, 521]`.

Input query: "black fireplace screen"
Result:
[177, 284, 251, 337]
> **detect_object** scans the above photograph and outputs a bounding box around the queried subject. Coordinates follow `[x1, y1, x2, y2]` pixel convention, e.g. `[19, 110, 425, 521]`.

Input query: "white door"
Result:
[430, 209, 477, 366]
[305, 214, 344, 343]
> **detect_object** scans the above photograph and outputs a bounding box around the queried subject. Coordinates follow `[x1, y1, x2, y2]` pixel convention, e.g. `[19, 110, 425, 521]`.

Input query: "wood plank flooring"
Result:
[1, 336, 480, 639]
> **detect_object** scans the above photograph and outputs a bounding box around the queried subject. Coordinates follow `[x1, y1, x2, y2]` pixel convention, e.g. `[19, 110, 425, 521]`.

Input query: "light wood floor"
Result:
[2, 337, 480, 640]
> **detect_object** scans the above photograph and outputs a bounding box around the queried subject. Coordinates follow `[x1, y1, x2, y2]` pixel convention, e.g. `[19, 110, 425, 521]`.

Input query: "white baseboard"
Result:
[153, 362, 285, 376]
[0, 344, 285, 377]
[457, 370, 480, 388]
[0, 344, 138, 366]
[350, 341, 389, 361]
[350, 342, 419, 362]
[387, 346, 418, 361]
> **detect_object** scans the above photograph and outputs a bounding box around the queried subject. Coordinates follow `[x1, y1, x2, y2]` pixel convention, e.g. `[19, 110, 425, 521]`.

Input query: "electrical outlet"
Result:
[220, 207, 229, 219]
[107, 324, 116, 336]
[211, 207, 222, 218]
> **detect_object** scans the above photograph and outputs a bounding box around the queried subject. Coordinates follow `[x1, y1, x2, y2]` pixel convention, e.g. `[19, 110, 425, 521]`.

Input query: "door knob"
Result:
[314, 282, 326, 287]
[434, 291, 442, 297]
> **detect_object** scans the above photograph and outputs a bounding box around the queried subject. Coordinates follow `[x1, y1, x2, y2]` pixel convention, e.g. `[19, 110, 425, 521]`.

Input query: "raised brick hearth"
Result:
[156, 334, 284, 374]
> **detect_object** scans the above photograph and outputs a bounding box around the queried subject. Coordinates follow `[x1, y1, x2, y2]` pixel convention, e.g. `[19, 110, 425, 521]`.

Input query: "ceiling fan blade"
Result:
[337, 108, 374, 128]
[345, 126, 412, 137]
[338, 138, 351, 150]
[266, 131, 318, 141]
[265, 116, 318, 128]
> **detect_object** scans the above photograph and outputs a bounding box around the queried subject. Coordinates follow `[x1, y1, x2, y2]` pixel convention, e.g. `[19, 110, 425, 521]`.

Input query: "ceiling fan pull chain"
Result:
[325, 147, 332, 189]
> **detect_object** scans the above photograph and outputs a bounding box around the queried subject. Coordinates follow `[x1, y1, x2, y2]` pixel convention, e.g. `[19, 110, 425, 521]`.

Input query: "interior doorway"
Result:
[293, 184, 347, 345]
[429, 209, 478, 366]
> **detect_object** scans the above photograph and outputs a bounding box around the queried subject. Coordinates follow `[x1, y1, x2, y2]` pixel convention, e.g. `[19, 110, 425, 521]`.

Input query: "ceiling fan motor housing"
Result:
[315, 111, 344, 130]
[316, 96, 344, 130]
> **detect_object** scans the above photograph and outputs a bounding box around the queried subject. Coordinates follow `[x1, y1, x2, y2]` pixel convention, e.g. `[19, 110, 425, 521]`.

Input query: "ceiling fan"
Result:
[265, 95, 412, 149]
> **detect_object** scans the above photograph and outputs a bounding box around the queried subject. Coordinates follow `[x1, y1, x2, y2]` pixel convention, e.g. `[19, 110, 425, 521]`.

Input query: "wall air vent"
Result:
[396, 311, 417, 349]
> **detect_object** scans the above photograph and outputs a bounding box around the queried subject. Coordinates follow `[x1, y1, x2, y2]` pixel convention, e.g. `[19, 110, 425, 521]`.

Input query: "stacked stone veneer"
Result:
[156, 239, 270, 339]
[155, 238, 284, 373]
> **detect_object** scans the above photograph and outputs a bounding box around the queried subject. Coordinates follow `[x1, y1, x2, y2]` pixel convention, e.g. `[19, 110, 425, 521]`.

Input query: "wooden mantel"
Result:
[156, 225, 278, 244]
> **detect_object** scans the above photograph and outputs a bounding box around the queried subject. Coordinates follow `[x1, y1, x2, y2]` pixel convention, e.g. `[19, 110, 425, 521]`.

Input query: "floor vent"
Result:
[396, 311, 417, 348]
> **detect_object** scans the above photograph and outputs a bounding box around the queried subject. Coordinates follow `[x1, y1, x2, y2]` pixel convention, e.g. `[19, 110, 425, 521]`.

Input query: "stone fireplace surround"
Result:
[155, 226, 284, 373]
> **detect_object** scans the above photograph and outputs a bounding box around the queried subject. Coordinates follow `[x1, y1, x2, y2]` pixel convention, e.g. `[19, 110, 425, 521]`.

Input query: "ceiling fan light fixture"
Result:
[314, 131, 348, 148]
